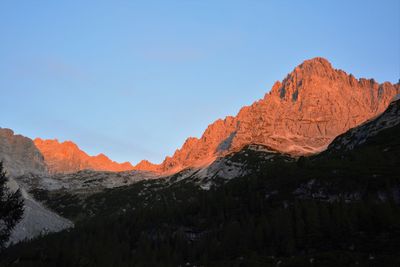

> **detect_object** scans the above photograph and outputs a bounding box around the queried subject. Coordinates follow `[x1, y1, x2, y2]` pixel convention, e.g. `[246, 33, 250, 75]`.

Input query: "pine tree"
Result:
[0, 161, 24, 249]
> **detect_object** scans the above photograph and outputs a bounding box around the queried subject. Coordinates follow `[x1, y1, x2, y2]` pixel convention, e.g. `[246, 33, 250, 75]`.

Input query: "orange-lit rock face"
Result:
[138, 57, 399, 173]
[133, 160, 160, 172]
[34, 138, 134, 174]
[230, 58, 399, 155]
[32, 58, 399, 175]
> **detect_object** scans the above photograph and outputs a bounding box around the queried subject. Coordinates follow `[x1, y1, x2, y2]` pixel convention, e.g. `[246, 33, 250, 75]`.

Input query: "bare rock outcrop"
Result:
[12, 58, 397, 175]
[34, 138, 134, 174]
[138, 57, 399, 173]
[0, 128, 47, 177]
[134, 160, 160, 172]
[230, 58, 399, 155]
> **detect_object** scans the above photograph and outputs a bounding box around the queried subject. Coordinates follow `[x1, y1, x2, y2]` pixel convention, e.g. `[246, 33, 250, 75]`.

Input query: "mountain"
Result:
[0, 128, 47, 177]
[0, 129, 73, 246]
[137, 57, 399, 173]
[34, 138, 134, 174]
[19, 58, 398, 175]
[164, 98, 400, 191]
[4, 98, 399, 266]
[0, 128, 134, 175]
[27, 99, 400, 221]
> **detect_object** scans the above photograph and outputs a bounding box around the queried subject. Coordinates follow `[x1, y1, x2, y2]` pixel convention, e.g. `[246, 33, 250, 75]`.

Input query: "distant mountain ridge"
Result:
[135, 57, 399, 173]
[0, 129, 135, 175]
[7, 95, 400, 266]
[2, 57, 398, 175]
[34, 138, 134, 174]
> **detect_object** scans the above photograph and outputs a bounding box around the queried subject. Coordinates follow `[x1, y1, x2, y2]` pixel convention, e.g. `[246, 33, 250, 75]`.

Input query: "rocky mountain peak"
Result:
[33, 138, 134, 174]
[135, 58, 399, 173]
[8, 58, 396, 175]
[297, 57, 333, 72]
[134, 160, 160, 172]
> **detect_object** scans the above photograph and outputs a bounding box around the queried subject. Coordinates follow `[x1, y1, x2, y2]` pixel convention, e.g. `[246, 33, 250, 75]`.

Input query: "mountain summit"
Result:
[136, 57, 399, 173]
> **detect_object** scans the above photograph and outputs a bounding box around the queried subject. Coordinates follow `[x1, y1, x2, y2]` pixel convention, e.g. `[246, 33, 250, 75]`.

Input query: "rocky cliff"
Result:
[0, 128, 47, 177]
[34, 138, 134, 174]
[8, 57, 397, 175]
[137, 57, 399, 173]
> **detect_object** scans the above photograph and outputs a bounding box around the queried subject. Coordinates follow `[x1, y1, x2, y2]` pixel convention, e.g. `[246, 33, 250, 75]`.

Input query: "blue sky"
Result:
[1, 0, 399, 164]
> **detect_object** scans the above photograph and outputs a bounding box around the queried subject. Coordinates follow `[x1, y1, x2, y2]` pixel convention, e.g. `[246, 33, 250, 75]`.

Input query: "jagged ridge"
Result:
[137, 57, 399, 173]
[34, 138, 134, 174]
